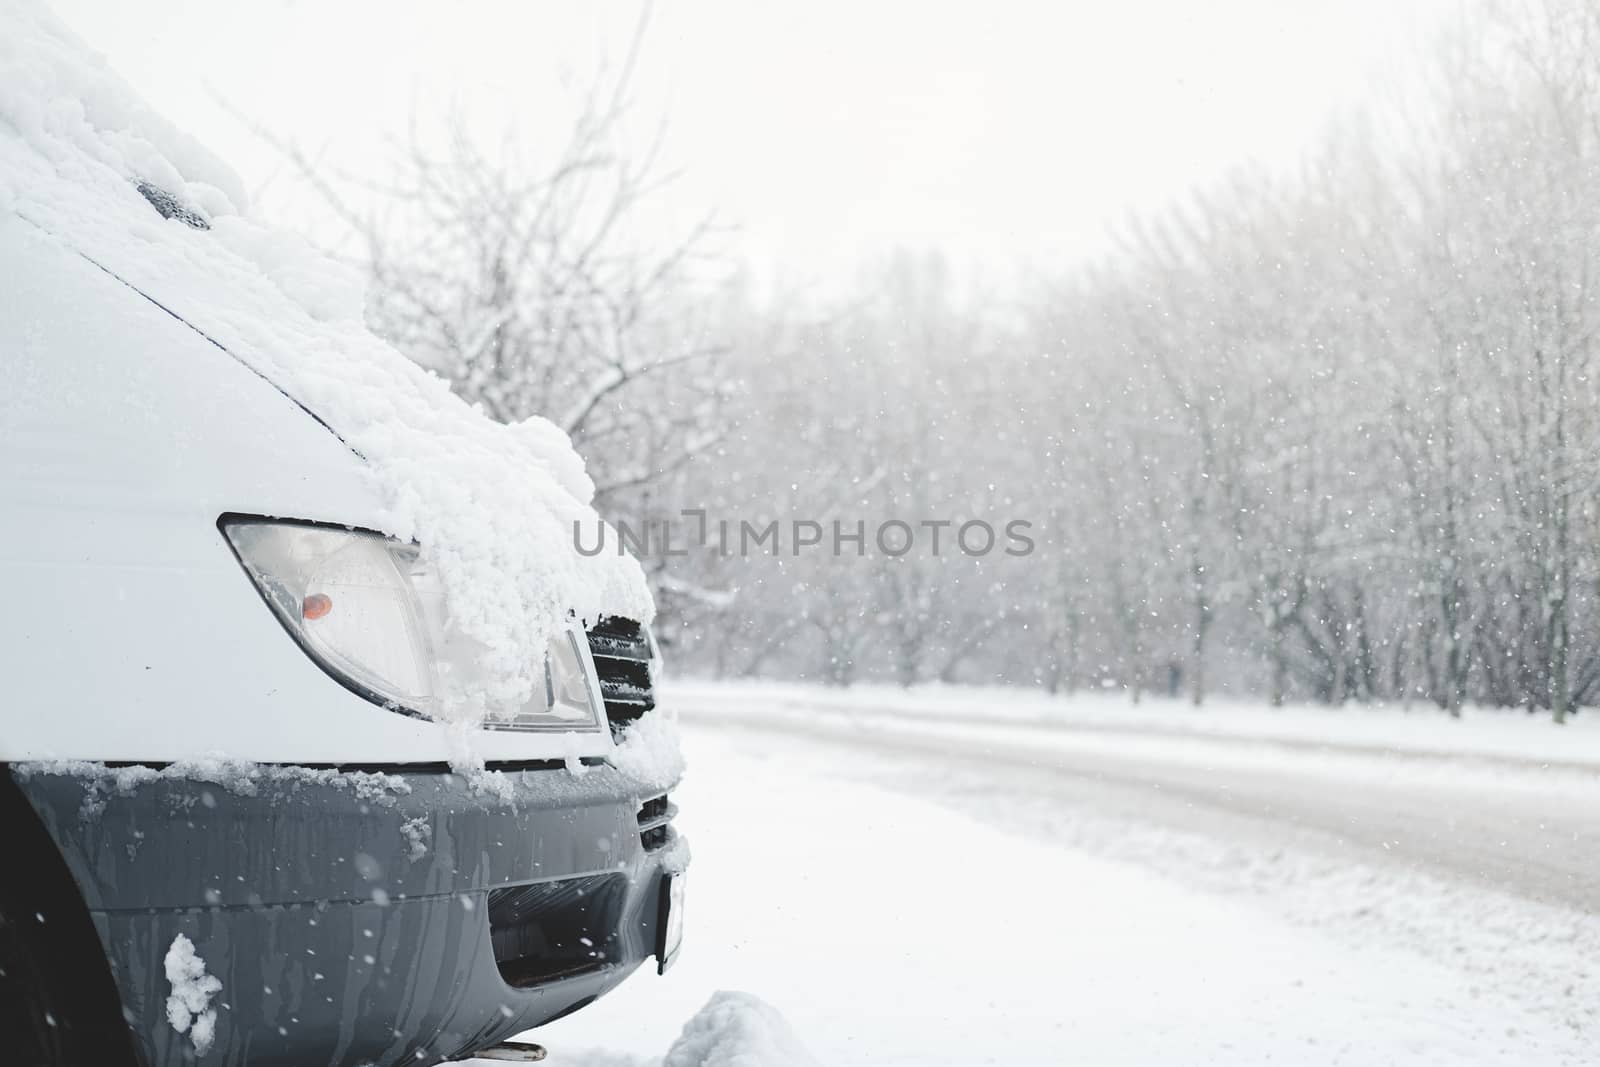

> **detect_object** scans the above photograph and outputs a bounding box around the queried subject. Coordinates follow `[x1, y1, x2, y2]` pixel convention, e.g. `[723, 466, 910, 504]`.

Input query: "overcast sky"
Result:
[52, 0, 1455, 286]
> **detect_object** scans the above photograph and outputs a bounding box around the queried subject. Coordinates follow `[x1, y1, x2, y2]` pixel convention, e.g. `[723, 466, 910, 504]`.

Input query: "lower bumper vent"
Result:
[487, 874, 627, 988]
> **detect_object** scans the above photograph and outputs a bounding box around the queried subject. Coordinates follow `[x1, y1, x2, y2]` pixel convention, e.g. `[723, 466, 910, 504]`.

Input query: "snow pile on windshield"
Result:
[660, 993, 818, 1067]
[0, 0, 654, 728]
[164, 934, 222, 1056]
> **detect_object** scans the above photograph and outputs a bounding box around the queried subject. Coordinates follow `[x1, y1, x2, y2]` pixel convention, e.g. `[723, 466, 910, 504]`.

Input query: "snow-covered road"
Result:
[691, 699, 1600, 911]
[524, 685, 1600, 1065]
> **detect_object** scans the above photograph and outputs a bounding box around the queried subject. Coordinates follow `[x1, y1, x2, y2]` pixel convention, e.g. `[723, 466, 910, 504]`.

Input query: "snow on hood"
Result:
[0, 0, 654, 724]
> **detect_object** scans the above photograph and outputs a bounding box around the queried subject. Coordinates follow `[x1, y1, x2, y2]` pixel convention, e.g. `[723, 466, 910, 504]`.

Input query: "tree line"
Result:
[299, 0, 1600, 717]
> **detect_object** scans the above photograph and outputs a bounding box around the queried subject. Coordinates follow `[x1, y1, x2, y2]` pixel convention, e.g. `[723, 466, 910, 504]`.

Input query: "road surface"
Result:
[685, 702, 1600, 913]
[530, 689, 1600, 1065]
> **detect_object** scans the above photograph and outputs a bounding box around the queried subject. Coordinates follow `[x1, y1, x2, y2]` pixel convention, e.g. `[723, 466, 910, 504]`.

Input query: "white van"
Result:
[0, 9, 684, 1065]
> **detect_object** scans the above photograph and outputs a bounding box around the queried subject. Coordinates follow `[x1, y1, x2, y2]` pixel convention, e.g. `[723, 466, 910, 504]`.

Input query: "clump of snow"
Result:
[656, 829, 692, 877]
[609, 711, 687, 793]
[164, 933, 222, 1056]
[400, 815, 432, 861]
[540, 995, 809, 1067]
[661, 993, 818, 1067]
[0, 0, 655, 737]
[562, 732, 595, 777]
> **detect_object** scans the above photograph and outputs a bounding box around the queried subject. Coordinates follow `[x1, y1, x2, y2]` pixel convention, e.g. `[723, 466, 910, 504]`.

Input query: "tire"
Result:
[0, 771, 138, 1066]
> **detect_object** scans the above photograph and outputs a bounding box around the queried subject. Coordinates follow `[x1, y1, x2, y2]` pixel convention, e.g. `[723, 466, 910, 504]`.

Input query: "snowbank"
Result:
[0, 0, 653, 728]
[672, 678, 1600, 770]
[660, 993, 818, 1067]
[531, 993, 816, 1067]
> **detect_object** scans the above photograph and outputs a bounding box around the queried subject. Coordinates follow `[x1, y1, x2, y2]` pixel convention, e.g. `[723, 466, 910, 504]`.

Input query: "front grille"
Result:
[586, 616, 655, 738]
[487, 874, 628, 988]
[637, 794, 676, 853]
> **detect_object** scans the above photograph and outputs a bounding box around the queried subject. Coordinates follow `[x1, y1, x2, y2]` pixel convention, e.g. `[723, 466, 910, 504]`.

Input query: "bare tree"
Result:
[248, 5, 727, 510]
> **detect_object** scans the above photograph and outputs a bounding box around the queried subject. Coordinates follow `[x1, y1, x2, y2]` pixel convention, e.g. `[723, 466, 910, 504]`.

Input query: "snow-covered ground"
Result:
[505, 682, 1600, 1066]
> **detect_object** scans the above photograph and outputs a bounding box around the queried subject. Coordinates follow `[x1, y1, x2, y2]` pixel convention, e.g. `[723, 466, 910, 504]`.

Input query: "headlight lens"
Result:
[221, 518, 606, 732]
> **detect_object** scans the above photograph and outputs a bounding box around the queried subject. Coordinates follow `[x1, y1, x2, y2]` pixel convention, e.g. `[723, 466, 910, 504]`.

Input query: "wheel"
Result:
[0, 772, 138, 1066]
[0, 902, 72, 1063]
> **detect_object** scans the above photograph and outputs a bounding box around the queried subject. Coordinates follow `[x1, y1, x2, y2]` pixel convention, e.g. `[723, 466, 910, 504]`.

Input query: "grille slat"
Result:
[587, 630, 653, 662]
[637, 800, 678, 833]
[587, 618, 678, 853]
[637, 794, 675, 853]
[586, 616, 656, 738]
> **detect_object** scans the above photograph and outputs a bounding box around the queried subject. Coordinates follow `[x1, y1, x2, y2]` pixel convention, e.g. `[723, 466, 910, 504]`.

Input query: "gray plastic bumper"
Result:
[12, 761, 683, 1066]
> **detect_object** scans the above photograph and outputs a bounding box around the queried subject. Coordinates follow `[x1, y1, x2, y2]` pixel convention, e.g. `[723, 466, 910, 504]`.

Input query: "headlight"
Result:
[221, 518, 607, 733]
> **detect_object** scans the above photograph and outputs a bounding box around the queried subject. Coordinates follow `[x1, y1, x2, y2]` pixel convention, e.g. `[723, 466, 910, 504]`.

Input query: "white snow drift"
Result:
[659, 993, 818, 1067]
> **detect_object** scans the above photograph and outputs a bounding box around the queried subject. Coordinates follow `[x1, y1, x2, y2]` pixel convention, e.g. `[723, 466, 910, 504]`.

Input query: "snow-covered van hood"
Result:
[0, 1, 662, 769]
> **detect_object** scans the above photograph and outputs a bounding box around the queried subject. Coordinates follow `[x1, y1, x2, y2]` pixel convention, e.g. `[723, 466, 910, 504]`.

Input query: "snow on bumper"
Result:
[12, 762, 685, 1066]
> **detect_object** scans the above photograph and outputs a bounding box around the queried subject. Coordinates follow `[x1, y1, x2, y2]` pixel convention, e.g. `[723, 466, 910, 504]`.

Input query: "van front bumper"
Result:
[11, 761, 685, 1067]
